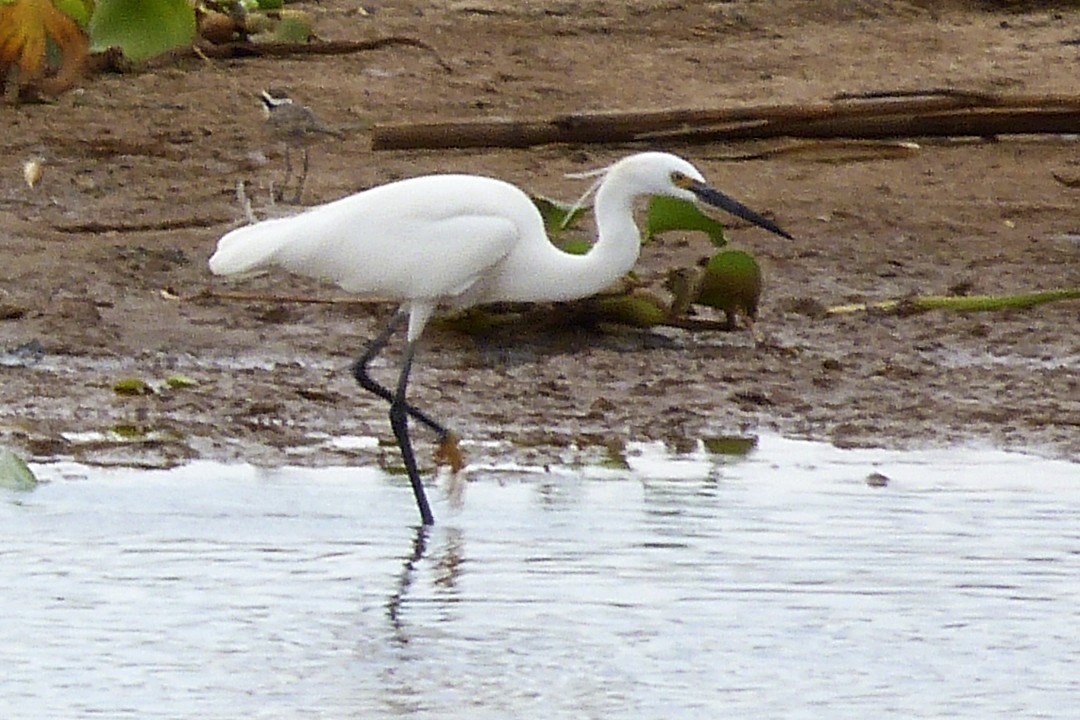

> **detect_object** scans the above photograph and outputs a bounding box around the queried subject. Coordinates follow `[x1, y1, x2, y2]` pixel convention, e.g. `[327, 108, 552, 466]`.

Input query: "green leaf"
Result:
[702, 435, 758, 457]
[113, 377, 154, 396]
[0, 449, 38, 491]
[165, 374, 197, 389]
[53, 0, 93, 26]
[698, 249, 763, 317]
[88, 0, 195, 62]
[593, 293, 667, 328]
[556, 237, 592, 256]
[532, 195, 590, 239]
[273, 9, 312, 42]
[644, 196, 727, 247]
[110, 423, 146, 439]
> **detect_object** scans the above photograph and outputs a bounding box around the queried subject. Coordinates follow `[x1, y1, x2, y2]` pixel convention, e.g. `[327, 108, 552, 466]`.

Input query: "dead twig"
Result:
[1052, 173, 1080, 189]
[55, 216, 231, 234]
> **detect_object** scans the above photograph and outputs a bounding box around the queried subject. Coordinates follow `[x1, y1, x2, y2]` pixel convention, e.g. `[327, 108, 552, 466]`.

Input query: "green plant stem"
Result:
[827, 288, 1080, 315]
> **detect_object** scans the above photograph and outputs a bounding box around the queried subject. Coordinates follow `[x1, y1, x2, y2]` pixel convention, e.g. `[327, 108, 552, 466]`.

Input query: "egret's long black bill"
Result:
[689, 181, 793, 240]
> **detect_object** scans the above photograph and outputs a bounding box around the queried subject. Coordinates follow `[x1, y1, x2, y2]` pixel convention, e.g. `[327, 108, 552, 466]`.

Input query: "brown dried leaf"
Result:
[0, 0, 89, 98]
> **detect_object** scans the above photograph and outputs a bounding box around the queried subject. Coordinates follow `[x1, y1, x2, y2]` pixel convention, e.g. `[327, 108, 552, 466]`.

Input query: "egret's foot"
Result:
[434, 431, 465, 473]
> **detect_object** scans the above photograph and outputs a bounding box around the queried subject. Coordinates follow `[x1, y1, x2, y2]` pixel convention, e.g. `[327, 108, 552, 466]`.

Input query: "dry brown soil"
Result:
[1, 0, 1078, 473]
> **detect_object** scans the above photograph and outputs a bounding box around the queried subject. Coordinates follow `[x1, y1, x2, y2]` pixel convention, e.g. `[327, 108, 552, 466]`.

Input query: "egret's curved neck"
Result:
[486, 171, 644, 304]
[558, 174, 642, 297]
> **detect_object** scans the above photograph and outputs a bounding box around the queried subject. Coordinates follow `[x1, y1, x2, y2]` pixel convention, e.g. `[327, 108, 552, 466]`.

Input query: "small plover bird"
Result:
[260, 88, 344, 203]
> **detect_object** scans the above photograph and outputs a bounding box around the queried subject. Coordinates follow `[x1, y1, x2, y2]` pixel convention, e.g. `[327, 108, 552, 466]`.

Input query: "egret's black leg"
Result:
[352, 313, 449, 438]
[389, 340, 435, 526]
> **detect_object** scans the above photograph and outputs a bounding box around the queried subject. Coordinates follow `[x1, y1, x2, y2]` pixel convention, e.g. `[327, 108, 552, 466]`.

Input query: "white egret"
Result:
[209, 151, 793, 525]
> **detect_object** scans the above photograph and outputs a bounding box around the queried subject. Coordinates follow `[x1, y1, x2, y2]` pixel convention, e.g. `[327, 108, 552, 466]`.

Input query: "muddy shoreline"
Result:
[1, 1, 1078, 469]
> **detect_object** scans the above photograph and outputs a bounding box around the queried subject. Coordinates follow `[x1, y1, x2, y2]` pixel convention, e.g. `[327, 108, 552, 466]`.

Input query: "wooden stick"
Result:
[195, 37, 453, 72]
[652, 108, 1080, 143]
[371, 91, 1080, 150]
[88, 37, 452, 74]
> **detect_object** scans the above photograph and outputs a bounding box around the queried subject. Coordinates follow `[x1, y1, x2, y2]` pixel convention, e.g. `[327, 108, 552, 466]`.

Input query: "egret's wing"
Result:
[326, 213, 518, 301]
[210, 175, 527, 303]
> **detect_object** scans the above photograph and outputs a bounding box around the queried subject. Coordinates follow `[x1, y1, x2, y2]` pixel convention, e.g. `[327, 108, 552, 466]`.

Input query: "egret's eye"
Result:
[671, 171, 693, 189]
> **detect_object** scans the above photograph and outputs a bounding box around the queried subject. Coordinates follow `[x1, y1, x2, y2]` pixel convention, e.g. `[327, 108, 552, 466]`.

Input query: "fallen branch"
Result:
[89, 36, 452, 74]
[372, 90, 1080, 150]
[196, 37, 452, 72]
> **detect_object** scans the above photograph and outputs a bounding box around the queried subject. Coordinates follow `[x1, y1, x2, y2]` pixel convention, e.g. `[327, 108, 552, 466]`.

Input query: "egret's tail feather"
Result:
[209, 216, 298, 275]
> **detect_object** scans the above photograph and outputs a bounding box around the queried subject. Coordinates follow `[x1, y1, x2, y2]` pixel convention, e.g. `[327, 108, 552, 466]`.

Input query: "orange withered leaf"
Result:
[0, 0, 91, 99]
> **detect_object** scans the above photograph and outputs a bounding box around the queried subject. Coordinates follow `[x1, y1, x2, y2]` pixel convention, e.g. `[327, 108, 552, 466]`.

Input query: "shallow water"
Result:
[3, 436, 1079, 719]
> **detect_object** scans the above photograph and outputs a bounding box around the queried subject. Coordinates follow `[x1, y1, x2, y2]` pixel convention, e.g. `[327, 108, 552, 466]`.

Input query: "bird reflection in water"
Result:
[385, 524, 466, 644]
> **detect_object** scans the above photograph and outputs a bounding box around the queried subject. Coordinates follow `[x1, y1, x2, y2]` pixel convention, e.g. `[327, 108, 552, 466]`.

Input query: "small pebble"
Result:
[865, 471, 890, 488]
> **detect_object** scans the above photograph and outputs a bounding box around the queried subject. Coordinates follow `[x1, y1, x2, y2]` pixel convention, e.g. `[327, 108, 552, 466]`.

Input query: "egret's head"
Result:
[655, 153, 793, 241]
[600, 152, 705, 201]
[568, 152, 793, 240]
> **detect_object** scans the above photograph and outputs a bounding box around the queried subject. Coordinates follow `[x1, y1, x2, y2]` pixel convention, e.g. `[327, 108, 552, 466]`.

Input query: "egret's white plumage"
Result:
[209, 151, 793, 525]
[210, 153, 724, 337]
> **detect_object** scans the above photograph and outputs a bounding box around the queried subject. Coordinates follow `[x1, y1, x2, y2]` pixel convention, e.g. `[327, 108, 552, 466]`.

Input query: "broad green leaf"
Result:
[0, 449, 38, 491]
[698, 249, 762, 318]
[53, 0, 92, 25]
[644, 196, 727, 247]
[88, 0, 195, 62]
